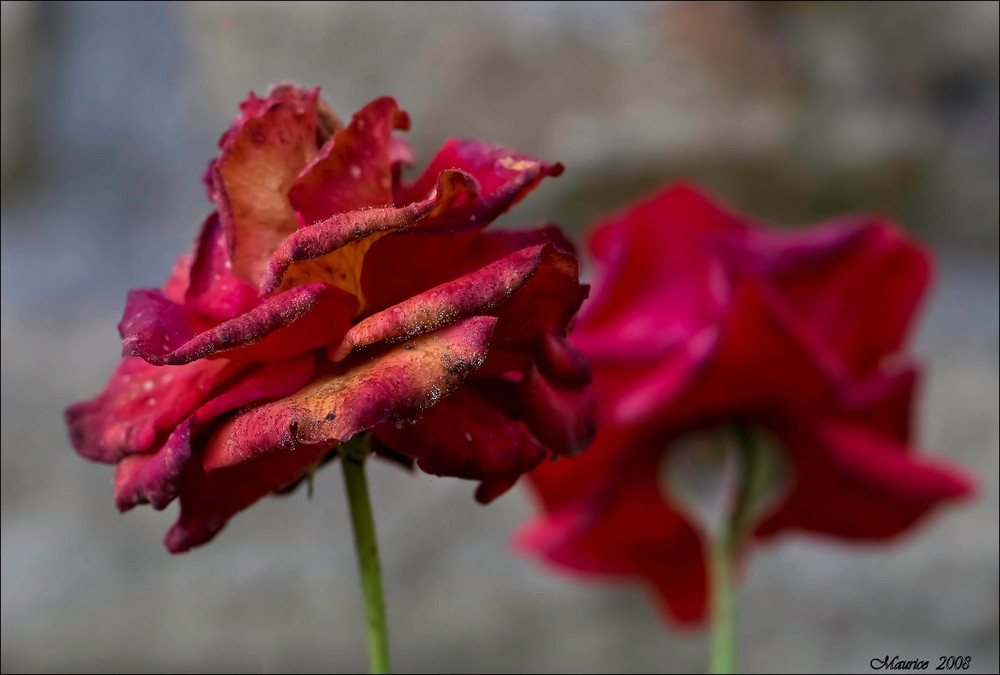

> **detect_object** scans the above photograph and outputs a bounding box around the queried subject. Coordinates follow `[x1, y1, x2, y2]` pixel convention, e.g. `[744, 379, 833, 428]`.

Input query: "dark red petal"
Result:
[358, 224, 576, 316]
[518, 364, 596, 457]
[289, 97, 410, 224]
[532, 331, 591, 386]
[490, 246, 588, 347]
[120, 282, 357, 366]
[113, 420, 193, 512]
[65, 357, 229, 463]
[359, 230, 481, 313]
[835, 364, 919, 444]
[594, 326, 719, 430]
[210, 85, 321, 284]
[395, 138, 563, 215]
[203, 316, 497, 470]
[261, 170, 478, 300]
[575, 184, 742, 363]
[468, 224, 579, 259]
[113, 355, 316, 511]
[605, 279, 837, 430]
[758, 420, 975, 540]
[739, 219, 931, 376]
[333, 243, 573, 361]
[474, 477, 521, 504]
[184, 213, 259, 322]
[165, 440, 332, 553]
[214, 285, 356, 363]
[520, 433, 708, 624]
[373, 387, 547, 500]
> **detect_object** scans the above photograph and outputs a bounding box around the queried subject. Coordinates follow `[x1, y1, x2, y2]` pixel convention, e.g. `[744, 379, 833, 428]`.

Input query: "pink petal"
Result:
[260, 169, 479, 299]
[113, 355, 316, 511]
[184, 213, 259, 322]
[65, 357, 229, 463]
[289, 96, 410, 224]
[395, 138, 563, 214]
[120, 282, 357, 366]
[203, 316, 498, 470]
[210, 85, 321, 284]
[113, 421, 193, 512]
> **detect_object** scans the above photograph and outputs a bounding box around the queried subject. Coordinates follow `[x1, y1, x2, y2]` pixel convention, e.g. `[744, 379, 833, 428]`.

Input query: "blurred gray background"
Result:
[1, 2, 997, 672]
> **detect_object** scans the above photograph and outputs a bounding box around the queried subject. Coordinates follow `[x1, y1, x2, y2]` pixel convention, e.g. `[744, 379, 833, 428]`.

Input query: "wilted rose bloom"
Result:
[519, 184, 974, 623]
[66, 85, 593, 553]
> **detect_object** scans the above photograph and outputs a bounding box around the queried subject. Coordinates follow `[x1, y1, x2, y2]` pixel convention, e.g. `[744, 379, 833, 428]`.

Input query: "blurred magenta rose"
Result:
[66, 85, 593, 553]
[519, 184, 974, 623]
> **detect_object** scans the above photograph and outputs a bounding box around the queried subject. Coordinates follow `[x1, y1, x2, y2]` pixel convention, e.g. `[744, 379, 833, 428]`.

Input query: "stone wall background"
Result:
[2, 2, 997, 672]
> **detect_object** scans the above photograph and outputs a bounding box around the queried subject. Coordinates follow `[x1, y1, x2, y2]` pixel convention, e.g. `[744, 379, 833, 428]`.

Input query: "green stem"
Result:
[340, 435, 391, 674]
[709, 533, 736, 675]
[709, 422, 758, 675]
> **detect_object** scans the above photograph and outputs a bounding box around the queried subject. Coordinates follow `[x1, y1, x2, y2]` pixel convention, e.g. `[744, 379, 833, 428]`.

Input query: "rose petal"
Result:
[210, 85, 320, 284]
[358, 224, 576, 316]
[490, 246, 588, 347]
[373, 387, 547, 502]
[120, 282, 357, 366]
[836, 364, 919, 444]
[332, 243, 574, 361]
[113, 355, 316, 511]
[163, 253, 193, 303]
[184, 213, 259, 322]
[65, 357, 229, 463]
[113, 420, 193, 512]
[531, 331, 591, 386]
[742, 219, 931, 376]
[758, 421, 975, 539]
[607, 279, 838, 429]
[395, 138, 563, 216]
[203, 316, 497, 470]
[518, 364, 596, 457]
[521, 435, 708, 623]
[474, 477, 521, 504]
[575, 184, 742, 362]
[289, 96, 410, 224]
[165, 440, 332, 553]
[261, 169, 478, 301]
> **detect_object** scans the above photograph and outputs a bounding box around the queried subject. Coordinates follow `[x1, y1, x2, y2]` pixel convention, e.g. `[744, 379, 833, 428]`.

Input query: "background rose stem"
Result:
[340, 434, 392, 674]
[709, 530, 737, 675]
[709, 422, 759, 675]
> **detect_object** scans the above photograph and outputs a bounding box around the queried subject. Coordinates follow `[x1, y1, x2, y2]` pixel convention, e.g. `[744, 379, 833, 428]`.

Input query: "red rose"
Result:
[66, 85, 593, 553]
[519, 184, 974, 623]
